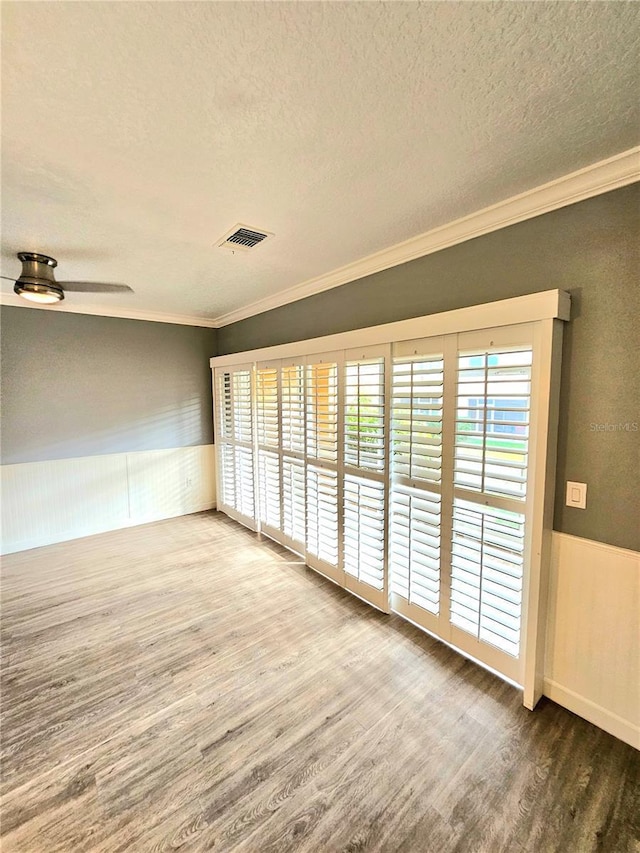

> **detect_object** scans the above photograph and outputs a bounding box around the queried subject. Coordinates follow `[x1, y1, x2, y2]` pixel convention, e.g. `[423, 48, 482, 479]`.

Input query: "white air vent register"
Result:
[217, 224, 274, 251]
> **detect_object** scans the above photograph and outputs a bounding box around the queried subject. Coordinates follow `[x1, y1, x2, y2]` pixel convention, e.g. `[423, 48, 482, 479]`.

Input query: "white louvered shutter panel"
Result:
[344, 360, 385, 472]
[219, 371, 233, 440]
[343, 353, 387, 605]
[233, 370, 255, 520]
[257, 449, 281, 530]
[451, 345, 532, 665]
[219, 440, 236, 510]
[305, 357, 340, 575]
[256, 366, 279, 449]
[280, 363, 306, 548]
[391, 357, 443, 483]
[390, 487, 442, 613]
[454, 350, 531, 500]
[217, 372, 234, 509]
[215, 367, 256, 527]
[233, 370, 253, 444]
[235, 445, 255, 520]
[281, 365, 305, 455]
[256, 366, 282, 532]
[344, 476, 385, 589]
[451, 499, 524, 657]
[306, 466, 339, 566]
[390, 354, 444, 616]
[306, 362, 338, 463]
[282, 458, 306, 545]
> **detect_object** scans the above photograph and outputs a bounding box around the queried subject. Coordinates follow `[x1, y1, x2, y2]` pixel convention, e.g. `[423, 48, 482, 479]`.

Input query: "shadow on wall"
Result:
[0, 307, 217, 465]
[4, 397, 211, 464]
[24, 395, 209, 463]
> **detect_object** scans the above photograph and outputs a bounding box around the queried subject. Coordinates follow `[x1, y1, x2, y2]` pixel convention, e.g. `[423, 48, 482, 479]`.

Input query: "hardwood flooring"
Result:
[1, 510, 638, 852]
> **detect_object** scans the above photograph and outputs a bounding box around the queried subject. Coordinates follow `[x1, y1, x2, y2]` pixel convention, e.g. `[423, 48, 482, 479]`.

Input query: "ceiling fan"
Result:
[0, 252, 133, 304]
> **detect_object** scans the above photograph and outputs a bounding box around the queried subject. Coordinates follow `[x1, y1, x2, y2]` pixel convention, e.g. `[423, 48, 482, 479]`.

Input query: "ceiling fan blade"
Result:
[0, 274, 18, 282]
[59, 282, 134, 293]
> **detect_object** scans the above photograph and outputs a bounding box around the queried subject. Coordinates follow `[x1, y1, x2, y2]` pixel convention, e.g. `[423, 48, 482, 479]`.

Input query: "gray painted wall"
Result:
[0, 308, 217, 464]
[218, 184, 640, 552]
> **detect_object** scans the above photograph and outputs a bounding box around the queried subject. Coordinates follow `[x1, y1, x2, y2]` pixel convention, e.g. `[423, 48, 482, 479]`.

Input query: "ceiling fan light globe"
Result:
[14, 280, 64, 304]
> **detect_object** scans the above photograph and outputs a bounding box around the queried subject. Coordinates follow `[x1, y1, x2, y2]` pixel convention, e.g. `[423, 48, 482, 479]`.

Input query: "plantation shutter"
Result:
[212, 299, 565, 700]
[218, 372, 234, 510]
[281, 363, 306, 456]
[305, 354, 342, 583]
[389, 341, 445, 633]
[342, 345, 389, 610]
[279, 361, 306, 551]
[282, 458, 306, 546]
[214, 365, 257, 530]
[306, 466, 339, 569]
[219, 442, 235, 510]
[256, 364, 282, 536]
[256, 365, 279, 449]
[449, 328, 533, 680]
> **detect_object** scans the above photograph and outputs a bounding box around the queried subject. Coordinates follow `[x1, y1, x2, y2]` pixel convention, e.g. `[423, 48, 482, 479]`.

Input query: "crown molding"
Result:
[212, 145, 640, 327]
[0, 292, 219, 328]
[1, 148, 637, 330]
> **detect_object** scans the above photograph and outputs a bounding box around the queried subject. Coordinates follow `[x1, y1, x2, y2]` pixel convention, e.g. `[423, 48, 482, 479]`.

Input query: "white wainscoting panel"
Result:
[544, 532, 640, 749]
[0, 444, 216, 554]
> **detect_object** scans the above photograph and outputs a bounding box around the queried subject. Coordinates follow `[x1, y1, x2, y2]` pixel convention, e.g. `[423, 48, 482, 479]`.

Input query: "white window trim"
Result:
[211, 290, 569, 710]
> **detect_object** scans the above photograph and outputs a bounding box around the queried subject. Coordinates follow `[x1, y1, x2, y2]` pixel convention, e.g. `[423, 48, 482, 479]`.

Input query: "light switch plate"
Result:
[566, 481, 587, 509]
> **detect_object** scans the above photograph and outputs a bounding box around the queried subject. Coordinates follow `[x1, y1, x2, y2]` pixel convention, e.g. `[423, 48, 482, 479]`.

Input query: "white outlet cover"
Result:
[566, 481, 587, 509]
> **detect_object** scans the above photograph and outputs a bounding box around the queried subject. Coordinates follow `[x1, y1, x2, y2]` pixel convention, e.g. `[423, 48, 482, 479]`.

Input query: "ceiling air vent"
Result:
[217, 224, 274, 252]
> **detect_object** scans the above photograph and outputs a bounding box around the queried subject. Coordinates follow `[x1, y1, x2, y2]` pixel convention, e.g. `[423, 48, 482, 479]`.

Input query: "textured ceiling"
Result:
[1, 1, 639, 322]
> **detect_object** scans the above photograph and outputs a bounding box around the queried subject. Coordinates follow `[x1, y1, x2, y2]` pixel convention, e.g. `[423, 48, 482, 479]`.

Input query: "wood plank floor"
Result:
[1, 511, 638, 852]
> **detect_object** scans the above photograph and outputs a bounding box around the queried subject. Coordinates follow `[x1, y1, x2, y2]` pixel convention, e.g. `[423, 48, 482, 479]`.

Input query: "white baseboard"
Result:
[1, 445, 216, 554]
[543, 678, 639, 751]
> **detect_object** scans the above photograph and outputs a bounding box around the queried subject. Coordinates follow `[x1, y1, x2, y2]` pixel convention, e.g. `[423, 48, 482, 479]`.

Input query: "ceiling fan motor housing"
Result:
[14, 252, 64, 301]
